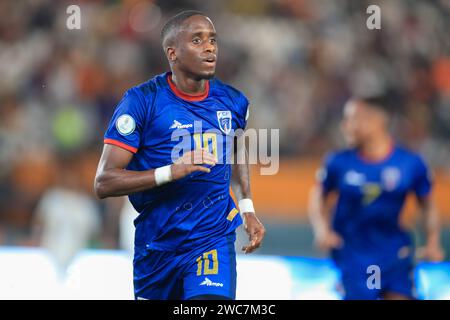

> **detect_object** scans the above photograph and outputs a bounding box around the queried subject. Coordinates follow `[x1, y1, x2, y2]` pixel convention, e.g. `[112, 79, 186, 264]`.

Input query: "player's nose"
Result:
[204, 42, 216, 53]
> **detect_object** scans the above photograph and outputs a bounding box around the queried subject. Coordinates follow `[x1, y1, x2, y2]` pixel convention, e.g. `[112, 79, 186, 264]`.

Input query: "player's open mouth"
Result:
[203, 56, 216, 66]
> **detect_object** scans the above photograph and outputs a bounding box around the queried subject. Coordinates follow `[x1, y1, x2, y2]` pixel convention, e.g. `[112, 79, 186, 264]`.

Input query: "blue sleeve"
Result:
[413, 156, 432, 198]
[104, 88, 148, 153]
[318, 153, 340, 196]
[237, 93, 250, 130]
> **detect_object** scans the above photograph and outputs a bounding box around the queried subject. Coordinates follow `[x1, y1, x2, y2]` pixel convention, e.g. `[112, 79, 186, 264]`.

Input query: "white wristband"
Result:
[238, 198, 255, 215]
[154, 165, 172, 186]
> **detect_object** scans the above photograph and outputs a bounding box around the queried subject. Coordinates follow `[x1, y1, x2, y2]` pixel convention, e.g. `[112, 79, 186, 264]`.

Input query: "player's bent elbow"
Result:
[93, 175, 109, 199]
[93, 182, 106, 199]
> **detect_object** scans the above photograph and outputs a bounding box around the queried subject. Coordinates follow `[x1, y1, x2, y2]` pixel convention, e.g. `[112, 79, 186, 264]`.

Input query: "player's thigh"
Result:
[182, 234, 237, 300]
[338, 263, 381, 300]
[133, 248, 184, 300]
[340, 274, 381, 300]
[382, 259, 415, 300]
[382, 292, 412, 300]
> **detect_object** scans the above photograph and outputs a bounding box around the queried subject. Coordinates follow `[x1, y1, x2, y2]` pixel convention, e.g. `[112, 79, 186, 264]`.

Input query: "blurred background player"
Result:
[94, 11, 265, 300]
[309, 96, 445, 300]
[31, 155, 101, 272]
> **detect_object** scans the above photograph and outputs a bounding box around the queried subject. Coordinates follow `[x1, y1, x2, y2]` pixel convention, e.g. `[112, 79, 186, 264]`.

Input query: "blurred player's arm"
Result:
[94, 144, 216, 199]
[308, 185, 343, 251]
[231, 137, 266, 254]
[416, 196, 445, 262]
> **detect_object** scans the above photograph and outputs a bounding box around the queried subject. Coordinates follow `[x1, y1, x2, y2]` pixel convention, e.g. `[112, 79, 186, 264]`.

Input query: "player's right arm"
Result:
[94, 145, 216, 199]
[308, 185, 343, 251]
[308, 155, 343, 251]
[95, 87, 217, 199]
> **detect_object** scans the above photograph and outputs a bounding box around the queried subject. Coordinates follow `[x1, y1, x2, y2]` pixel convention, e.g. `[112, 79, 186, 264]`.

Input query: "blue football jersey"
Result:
[104, 72, 249, 252]
[318, 145, 432, 263]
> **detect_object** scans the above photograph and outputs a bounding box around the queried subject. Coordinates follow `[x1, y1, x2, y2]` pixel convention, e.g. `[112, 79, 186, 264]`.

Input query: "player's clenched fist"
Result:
[242, 212, 266, 254]
[171, 148, 217, 180]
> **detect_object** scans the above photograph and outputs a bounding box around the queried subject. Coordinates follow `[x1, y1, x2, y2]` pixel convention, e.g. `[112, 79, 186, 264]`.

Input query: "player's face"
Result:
[174, 15, 218, 80]
[341, 100, 374, 146]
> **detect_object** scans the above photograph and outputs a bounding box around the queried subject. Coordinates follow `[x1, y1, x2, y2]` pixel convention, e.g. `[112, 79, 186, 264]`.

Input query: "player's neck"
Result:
[170, 72, 207, 95]
[359, 134, 394, 162]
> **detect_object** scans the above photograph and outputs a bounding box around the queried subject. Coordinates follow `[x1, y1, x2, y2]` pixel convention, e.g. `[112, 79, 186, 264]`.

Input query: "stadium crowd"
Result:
[0, 0, 449, 255]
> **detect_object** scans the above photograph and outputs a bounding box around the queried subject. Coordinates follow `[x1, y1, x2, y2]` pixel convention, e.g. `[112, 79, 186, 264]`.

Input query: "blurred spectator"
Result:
[31, 156, 101, 271]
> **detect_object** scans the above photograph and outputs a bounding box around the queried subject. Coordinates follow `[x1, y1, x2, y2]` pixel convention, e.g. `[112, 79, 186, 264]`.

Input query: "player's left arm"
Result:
[231, 135, 266, 254]
[416, 196, 445, 262]
[414, 158, 445, 261]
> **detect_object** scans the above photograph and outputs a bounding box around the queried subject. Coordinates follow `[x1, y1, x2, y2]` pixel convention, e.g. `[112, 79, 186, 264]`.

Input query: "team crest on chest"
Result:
[217, 111, 232, 134]
[381, 167, 401, 191]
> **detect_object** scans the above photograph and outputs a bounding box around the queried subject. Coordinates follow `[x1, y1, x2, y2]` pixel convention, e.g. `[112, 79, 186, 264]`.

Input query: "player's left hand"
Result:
[241, 212, 266, 254]
[416, 243, 445, 262]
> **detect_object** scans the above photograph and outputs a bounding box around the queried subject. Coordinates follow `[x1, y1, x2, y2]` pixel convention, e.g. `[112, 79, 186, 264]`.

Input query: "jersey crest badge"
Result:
[217, 111, 232, 134]
[382, 167, 401, 191]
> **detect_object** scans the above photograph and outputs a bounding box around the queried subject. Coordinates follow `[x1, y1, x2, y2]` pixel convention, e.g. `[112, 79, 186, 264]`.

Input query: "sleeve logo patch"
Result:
[116, 114, 136, 136]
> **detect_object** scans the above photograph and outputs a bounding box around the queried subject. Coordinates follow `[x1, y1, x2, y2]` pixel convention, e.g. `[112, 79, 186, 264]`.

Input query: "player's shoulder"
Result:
[115, 74, 166, 121]
[325, 148, 355, 164]
[127, 73, 163, 99]
[393, 144, 428, 166]
[120, 73, 169, 118]
[210, 78, 249, 105]
[393, 144, 423, 160]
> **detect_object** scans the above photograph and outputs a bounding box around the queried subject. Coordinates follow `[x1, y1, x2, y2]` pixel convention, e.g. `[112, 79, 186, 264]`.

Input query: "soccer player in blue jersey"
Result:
[94, 11, 265, 300]
[309, 96, 444, 300]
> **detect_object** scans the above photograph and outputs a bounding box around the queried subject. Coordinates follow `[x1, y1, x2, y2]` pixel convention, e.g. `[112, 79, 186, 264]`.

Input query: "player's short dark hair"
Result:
[160, 10, 207, 49]
[358, 94, 395, 116]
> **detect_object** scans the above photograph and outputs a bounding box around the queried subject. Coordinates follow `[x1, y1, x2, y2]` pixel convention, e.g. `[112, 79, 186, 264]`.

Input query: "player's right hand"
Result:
[314, 229, 343, 251]
[171, 148, 217, 180]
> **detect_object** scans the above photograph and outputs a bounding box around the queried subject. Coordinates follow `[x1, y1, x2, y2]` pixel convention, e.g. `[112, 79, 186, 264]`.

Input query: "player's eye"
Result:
[192, 38, 201, 44]
[210, 38, 216, 44]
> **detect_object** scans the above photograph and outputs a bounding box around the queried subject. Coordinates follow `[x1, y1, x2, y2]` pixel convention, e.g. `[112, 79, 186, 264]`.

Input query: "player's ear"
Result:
[166, 47, 177, 63]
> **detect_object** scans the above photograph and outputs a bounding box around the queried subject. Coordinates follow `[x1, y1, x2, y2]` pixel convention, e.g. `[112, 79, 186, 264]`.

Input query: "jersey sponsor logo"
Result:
[217, 111, 232, 134]
[381, 167, 401, 191]
[344, 170, 366, 186]
[199, 277, 223, 287]
[116, 114, 136, 136]
[362, 183, 382, 205]
[169, 119, 193, 129]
